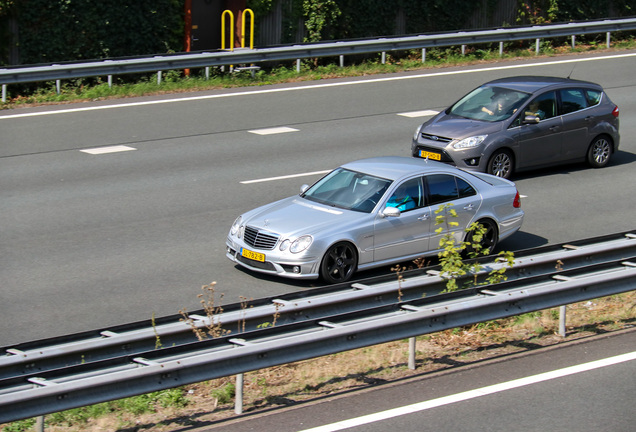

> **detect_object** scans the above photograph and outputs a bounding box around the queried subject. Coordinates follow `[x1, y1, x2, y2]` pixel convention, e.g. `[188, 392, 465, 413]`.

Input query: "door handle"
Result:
[418, 213, 429, 221]
[549, 126, 560, 132]
[463, 204, 474, 210]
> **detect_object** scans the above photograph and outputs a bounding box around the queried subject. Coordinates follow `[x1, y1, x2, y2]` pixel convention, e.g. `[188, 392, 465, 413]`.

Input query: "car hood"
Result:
[242, 196, 364, 237]
[422, 114, 504, 139]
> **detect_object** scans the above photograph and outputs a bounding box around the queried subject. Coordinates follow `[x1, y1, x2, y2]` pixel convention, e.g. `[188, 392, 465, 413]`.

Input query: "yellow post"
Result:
[221, 10, 234, 51]
[241, 8, 255, 49]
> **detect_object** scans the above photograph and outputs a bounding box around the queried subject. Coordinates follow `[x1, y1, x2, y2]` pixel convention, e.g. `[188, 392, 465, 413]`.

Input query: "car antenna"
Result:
[566, 63, 577, 80]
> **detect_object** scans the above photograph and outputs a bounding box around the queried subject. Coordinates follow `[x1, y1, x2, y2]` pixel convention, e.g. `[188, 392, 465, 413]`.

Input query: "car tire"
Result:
[320, 242, 357, 284]
[487, 150, 514, 179]
[464, 219, 498, 256]
[587, 135, 612, 168]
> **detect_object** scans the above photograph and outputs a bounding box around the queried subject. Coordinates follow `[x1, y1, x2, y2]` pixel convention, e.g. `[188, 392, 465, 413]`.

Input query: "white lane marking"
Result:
[248, 126, 299, 135]
[240, 170, 330, 184]
[80, 145, 137, 155]
[299, 350, 636, 432]
[398, 110, 439, 118]
[1, 53, 635, 120]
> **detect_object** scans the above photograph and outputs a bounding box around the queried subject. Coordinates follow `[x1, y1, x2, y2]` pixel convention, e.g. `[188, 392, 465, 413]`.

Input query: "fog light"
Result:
[292, 266, 301, 274]
[465, 158, 480, 166]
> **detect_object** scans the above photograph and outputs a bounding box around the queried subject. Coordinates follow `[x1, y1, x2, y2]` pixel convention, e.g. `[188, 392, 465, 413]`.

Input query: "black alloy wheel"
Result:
[320, 242, 357, 284]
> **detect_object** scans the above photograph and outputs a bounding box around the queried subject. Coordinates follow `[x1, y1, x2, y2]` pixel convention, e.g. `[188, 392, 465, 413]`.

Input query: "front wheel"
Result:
[320, 242, 357, 284]
[487, 150, 514, 179]
[587, 136, 612, 168]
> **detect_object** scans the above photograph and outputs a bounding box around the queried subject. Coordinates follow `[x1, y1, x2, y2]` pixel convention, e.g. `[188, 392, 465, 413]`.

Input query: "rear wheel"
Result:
[465, 219, 498, 256]
[320, 242, 357, 284]
[587, 135, 612, 168]
[487, 150, 514, 179]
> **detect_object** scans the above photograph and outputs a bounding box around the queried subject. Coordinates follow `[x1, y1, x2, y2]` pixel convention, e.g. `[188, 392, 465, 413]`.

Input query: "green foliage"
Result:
[303, 0, 341, 42]
[210, 382, 236, 404]
[13, 0, 183, 65]
[434, 204, 515, 292]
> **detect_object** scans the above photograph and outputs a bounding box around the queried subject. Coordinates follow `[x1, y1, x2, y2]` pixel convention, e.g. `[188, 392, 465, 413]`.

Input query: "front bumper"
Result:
[412, 140, 487, 172]
[226, 237, 321, 280]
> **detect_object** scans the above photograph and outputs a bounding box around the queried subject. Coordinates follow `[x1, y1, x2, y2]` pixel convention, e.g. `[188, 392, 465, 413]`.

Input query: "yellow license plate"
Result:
[241, 247, 265, 262]
[419, 150, 441, 161]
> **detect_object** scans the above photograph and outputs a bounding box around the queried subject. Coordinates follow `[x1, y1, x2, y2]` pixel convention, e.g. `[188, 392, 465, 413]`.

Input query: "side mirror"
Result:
[300, 184, 309, 194]
[522, 115, 540, 125]
[381, 206, 401, 218]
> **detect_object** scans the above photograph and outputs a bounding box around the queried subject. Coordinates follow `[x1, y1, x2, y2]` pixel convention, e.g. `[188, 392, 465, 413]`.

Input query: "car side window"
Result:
[457, 177, 477, 198]
[560, 88, 588, 114]
[386, 177, 423, 212]
[426, 174, 461, 206]
[529, 91, 558, 120]
[585, 89, 602, 106]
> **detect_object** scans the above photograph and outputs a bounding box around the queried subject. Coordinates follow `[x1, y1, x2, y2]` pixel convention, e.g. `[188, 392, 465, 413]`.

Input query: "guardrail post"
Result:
[1, 84, 6, 103]
[382, 51, 386, 64]
[559, 305, 567, 337]
[205, 66, 210, 80]
[571, 35, 576, 49]
[36, 415, 44, 432]
[461, 44, 466, 55]
[499, 41, 503, 57]
[296, 59, 301, 73]
[422, 48, 426, 63]
[157, 71, 162, 85]
[408, 337, 416, 369]
[607, 31, 611, 48]
[107, 75, 112, 88]
[535, 38, 540, 55]
[56, 79, 61, 94]
[235, 373, 244, 414]
[339, 55, 344, 68]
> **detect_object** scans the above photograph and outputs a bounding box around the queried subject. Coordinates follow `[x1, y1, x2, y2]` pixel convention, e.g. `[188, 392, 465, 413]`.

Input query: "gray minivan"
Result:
[411, 76, 620, 179]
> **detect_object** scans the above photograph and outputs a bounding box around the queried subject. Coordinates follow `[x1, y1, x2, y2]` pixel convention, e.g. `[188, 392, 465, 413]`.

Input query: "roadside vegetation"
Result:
[3, 41, 636, 432]
[2, 36, 636, 108]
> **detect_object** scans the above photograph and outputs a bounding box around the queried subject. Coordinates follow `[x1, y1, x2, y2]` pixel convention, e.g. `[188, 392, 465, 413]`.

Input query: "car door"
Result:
[559, 87, 594, 161]
[515, 91, 564, 169]
[425, 174, 481, 250]
[372, 176, 432, 262]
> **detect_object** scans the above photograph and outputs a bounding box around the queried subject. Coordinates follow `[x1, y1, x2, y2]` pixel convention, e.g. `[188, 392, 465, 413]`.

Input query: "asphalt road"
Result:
[209, 329, 636, 432]
[1, 50, 636, 347]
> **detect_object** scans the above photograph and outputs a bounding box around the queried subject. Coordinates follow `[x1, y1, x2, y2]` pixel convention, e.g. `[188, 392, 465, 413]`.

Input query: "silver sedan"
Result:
[226, 156, 524, 284]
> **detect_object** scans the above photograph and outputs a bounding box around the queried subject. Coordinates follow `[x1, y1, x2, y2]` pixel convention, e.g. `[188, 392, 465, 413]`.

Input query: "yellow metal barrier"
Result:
[221, 9, 234, 51]
[241, 8, 254, 49]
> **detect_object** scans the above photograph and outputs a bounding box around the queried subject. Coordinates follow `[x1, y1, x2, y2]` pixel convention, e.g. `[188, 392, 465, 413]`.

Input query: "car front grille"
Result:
[244, 226, 280, 250]
[420, 133, 453, 144]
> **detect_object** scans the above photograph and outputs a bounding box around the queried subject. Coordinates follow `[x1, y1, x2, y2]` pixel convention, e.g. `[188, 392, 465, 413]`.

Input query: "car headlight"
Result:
[413, 124, 423, 141]
[230, 216, 242, 237]
[290, 235, 313, 253]
[279, 239, 290, 251]
[453, 135, 487, 149]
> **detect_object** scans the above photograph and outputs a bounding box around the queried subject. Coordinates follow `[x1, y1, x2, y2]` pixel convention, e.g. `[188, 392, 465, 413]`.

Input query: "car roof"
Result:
[482, 76, 602, 93]
[339, 156, 458, 181]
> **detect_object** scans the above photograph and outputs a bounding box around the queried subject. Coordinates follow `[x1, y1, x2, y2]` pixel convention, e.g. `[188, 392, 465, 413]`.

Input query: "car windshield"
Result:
[302, 168, 392, 213]
[449, 86, 531, 122]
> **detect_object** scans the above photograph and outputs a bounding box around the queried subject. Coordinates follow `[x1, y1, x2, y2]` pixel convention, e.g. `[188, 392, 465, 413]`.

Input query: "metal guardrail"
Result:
[1, 17, 636, 90]
[0, 231, 635, 423]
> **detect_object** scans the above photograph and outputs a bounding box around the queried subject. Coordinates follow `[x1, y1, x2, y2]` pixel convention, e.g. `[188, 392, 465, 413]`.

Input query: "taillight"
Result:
[513, 190, 521, 208]
[612, 106, 619, 118]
